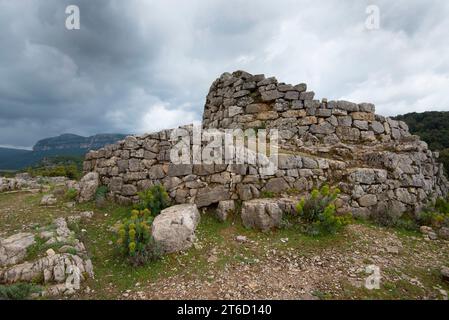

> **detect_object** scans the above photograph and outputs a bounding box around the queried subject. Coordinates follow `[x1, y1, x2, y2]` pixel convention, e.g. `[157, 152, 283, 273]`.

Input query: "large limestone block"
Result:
[241, 199, 283, 231]
[151, 204, 200, 253]
[0, 233, 35, 267]
[196, 185, 230, 207]
[78, 172, 100, 203]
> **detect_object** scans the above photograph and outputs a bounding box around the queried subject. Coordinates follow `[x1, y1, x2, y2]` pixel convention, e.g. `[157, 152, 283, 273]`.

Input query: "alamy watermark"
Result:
[65, 265, 81, 291]
[169, 126, 279, 175]
[65, 5, 80, 30]
[365, 5, 380, 30]
[365, 265, 381, 289]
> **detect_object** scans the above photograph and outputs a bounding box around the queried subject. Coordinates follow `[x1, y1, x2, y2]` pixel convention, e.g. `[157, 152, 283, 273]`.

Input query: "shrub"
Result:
[95, 186, 108, 200]
[136, 185, 170, 216]
[417, 196, 449, 229]
[295, 185, 351, 236]
[95, 185, 108, 208]
[116, 209, 162, 266]
[0, 283, 41, 300]
[261, 191, 275, 198]
[64, 188, 78, 201]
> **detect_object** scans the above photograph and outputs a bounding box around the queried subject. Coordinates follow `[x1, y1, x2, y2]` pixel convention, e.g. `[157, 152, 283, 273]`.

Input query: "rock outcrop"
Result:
[82, 71, 449, 220]
[78, 172, 99, 203]
[151, 204, 200, 253]
[0, 217, 94, 297]
[0, 233, 35, 267]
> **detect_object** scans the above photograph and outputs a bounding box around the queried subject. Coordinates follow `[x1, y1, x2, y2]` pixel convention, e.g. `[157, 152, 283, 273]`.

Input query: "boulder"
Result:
[78, 172, 100, 203]
[0, 233, 35, 267]
[438, 227, 449, 240]
[264, 178, 289, 193]
[40, 194, 57, 206]
[441, 266, 449, 282]
[216, 200, 235, 222]
[196, 185, 230, 207]
[151, 204, 200, 253]
[241, 199, 283, 231]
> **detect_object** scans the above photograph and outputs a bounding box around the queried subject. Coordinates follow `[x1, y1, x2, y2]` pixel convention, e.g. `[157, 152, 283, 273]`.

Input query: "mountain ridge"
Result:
[0, 133, 128, 171]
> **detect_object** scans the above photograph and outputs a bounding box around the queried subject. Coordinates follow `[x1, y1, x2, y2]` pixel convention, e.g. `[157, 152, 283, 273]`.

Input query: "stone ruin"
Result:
[83, 70, 449, 220]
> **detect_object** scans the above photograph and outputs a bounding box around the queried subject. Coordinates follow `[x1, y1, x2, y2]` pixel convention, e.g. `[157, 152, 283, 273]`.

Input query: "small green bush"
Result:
[64, 188, 78, 201]
[261, 191, 275, 198]
[95, 186, 108, 200]
[136, 185, 170, 216]
[296, 185, 351, 236]
[417, 196, 449, 229]
[116, 209, 162, 266]
[0, 283, 41, 300]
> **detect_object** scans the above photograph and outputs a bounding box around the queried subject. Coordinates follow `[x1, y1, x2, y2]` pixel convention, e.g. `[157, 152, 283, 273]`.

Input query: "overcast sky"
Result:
[1, 0, 449, 149]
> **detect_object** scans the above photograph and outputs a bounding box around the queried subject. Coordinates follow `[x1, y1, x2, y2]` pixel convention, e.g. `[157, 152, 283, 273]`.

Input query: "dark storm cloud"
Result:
[0, 0, 448, 148]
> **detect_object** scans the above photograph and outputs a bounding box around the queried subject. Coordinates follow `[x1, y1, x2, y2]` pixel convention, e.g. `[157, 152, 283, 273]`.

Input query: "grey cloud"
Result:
[0, 0, 448, 147]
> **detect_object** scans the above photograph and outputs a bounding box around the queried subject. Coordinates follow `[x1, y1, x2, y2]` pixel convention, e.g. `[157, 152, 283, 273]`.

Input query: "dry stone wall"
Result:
[83, 71, 449, 218]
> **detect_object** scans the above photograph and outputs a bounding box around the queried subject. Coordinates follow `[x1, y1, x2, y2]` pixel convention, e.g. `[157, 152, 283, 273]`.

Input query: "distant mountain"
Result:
[33, 133, 127, 152]
[0, 133, 128, 171]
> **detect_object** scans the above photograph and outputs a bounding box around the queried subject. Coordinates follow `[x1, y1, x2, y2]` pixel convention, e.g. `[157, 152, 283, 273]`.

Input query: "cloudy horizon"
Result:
[1, 0, 449, 149]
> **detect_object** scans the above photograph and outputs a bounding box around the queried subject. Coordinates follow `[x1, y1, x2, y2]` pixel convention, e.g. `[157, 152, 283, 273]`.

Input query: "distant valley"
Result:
[0, 133, 128, 171]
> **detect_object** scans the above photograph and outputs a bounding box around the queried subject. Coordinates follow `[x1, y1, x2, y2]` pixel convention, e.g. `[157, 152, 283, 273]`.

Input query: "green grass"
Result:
[1, 189, 449, 300]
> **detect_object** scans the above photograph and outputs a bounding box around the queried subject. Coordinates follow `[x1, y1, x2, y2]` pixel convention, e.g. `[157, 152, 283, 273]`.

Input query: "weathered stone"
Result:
[40, 194, 57, 206]
[335, 101, 359, 112]
[315, 108, 332, 117]
[353, 120, 369, 130]
[441, 266, 449, 282]
[293, 83, 307, 92]
[78, 172, 100, 203]
[241, 199, 283, 231]
[302, 157, 318, 169]
[370, 121, 385, 134]
[284, 91, 300, 100]
[337, 116, 352, 127]
[245, 103, 270, 114]
[264, 178, 289, 193]
[122, 184, 138, 196]
[299, 91, 315, 100]
[438, 227, 449, 240]
[336, 127, 360, 141]
[0, 233, 35, 267]
[149, 165, 166, 179]
[261, 90, 283, 101]
[358, 103, 375, 113]
[310, 122, 335, 135]
[257, 111, 279, 120]
[352, 112, 375, 121]
[216, 200, 235, 222]
[227, 106, 243, 117]
[168, 164, 193, 177]
[151, 204, 200, 253]
[278, 154, 302, 169]
[196, 185, 230, 207]
[358, 194, 378, 207]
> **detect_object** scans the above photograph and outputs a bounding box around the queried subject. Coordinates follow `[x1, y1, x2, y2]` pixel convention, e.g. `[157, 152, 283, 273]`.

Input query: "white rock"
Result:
[152, 204, 200, 253]
[0, 233, 35, 267]
[40, 194, 57, 206]
[78, 172, 100, 203]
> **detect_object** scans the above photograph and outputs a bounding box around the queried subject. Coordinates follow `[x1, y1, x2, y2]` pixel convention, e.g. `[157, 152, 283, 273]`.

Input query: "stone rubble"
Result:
[0, 216, 94, 297]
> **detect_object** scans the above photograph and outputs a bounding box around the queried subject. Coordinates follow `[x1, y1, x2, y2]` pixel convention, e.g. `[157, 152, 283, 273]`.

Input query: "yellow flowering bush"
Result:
[296, 185, 352, 236]
[116, 208, 161, 266]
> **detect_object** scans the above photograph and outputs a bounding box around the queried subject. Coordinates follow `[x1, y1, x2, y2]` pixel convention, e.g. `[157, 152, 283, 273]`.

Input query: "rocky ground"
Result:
[0, 187, 448, 300]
